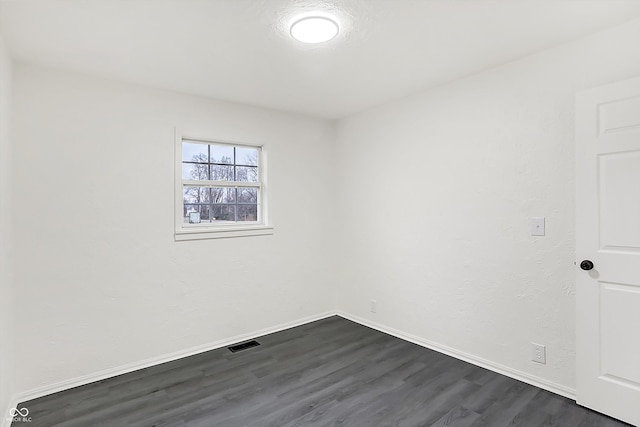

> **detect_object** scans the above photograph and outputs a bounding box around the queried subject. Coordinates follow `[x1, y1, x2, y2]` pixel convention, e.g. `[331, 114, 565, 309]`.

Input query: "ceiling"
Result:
[1, 0, 640, 119]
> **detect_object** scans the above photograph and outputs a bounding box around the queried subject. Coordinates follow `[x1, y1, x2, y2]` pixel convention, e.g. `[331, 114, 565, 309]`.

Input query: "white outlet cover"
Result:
[530, 217, 545, 236]
[531, 343, 546, 364]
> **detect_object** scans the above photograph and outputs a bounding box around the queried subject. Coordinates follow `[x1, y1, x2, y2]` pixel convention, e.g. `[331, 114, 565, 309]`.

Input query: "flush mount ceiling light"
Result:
[290, 16, 339, 44]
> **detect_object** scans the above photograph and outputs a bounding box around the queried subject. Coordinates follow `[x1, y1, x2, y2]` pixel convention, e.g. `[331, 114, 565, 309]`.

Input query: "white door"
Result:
[576, 76, 640, 426]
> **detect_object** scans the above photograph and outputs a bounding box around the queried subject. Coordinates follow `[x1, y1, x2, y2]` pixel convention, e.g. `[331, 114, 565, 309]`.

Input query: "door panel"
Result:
[600, 282, 640, 385]
[576, 76, 640, 426]
[598, 96, 640, 134]
[599, 152, 640, 250]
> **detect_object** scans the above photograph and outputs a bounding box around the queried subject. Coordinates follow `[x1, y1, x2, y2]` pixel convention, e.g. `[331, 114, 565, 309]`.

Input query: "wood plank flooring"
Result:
[13, 316, 631, 427]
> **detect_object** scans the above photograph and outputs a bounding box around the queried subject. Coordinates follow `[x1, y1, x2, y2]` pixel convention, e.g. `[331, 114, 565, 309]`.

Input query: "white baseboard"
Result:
[1, 401, 14, 427]
[337, 311, 576, 400]
[9, 309, 575, 418]
[2, 395, 25, 427]
[13, 311, 336, 405]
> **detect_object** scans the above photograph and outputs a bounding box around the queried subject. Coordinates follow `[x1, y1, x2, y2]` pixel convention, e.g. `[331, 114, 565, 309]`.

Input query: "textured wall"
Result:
[11, 64, 337, 393]
[8, 13, 640, 402]
[335, 18, 640, 391]
[0, 36, 14, 418]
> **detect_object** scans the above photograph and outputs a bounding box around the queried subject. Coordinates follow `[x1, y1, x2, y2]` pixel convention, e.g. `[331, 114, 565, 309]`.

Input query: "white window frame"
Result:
[174, 129, 273, 240]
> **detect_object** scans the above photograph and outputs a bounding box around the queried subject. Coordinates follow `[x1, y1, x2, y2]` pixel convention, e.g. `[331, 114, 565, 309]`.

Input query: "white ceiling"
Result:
[1, 0, 640, 119]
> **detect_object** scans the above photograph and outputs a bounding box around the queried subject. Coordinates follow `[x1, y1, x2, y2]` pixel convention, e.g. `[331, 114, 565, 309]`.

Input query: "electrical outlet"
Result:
[531, 343, 546, 364]
[530, 217, 545, 236]
[370, 300, 377, 313]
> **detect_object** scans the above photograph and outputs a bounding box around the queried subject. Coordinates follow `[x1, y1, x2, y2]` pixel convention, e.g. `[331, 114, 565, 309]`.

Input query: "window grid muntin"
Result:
[182, 184, 261, 223]
[181, 139, 262, 225]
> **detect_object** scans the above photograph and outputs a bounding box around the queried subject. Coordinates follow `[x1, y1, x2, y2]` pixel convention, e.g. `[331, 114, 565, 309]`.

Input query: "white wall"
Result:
[8, 14, 640, 402]
[335, 17, 640, 392]
[0, 35, 12, 424]
[11, 64, 337, 394]
[0, 35, 14, 419]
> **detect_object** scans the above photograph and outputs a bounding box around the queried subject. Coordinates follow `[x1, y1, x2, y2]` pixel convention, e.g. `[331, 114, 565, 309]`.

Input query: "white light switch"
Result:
[530, 217, 545, 236]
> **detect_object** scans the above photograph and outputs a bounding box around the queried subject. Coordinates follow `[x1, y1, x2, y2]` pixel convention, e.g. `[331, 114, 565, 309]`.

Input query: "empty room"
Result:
[1, 1, 640, 426]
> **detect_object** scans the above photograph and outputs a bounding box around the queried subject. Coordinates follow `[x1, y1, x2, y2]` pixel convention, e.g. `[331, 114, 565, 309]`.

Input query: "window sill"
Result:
[175, 225, 274, 241]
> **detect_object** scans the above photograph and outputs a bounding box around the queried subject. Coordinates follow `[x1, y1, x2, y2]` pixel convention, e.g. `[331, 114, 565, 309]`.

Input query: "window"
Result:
[175, 131, 272, 240]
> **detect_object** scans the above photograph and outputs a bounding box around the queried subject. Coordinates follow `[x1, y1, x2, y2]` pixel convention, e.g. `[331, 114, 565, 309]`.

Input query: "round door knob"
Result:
[580, 260, 594, 271]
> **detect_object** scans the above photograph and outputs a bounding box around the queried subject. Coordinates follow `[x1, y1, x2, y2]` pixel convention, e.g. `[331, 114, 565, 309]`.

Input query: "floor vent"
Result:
[228, 340, 261, 353]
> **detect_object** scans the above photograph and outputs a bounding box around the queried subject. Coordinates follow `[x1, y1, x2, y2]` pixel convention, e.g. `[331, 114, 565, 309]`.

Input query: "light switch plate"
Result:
[530, 217, 545, 236]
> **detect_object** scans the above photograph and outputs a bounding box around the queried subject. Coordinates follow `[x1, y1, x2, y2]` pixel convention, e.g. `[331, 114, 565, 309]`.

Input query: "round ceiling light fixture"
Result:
[290, 15, 339, 44]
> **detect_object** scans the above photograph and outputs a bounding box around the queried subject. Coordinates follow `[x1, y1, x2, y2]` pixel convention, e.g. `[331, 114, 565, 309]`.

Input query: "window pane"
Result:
[182, 142, 208, 163]
[180, 139, 264, 228]
[236, 166, 258, 182]
[211, 187, 236, 204]
[237, 205, 258, 222]
[212, 205, 236, 221]
[210, 164, 234, 181]
[236, 147, 258, 166]
[210, 144, 234, 164]
[183, 204, 211, 223]
[237, 187, 258, 203]
[183, 187, 210, 203]
[182, 163, 209, 180]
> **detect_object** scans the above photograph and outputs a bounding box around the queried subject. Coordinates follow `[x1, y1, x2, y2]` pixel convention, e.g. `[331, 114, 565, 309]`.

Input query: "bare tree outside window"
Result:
[181, 142, 260, 224]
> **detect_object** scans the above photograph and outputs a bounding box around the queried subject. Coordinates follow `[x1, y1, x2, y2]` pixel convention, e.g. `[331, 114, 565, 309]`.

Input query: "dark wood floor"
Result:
[14, 316, 630, 427]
